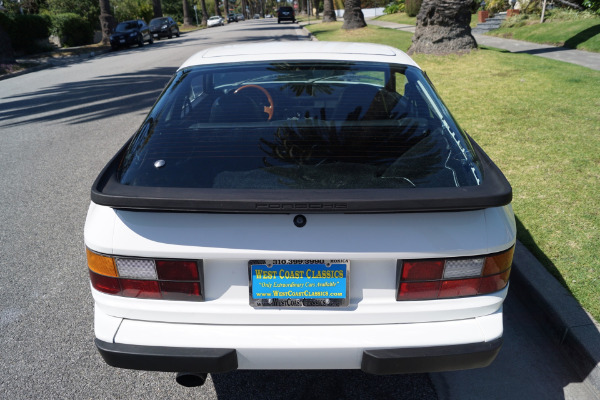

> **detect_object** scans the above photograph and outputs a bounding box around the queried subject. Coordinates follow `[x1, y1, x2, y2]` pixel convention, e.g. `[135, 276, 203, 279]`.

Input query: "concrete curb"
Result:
[512, 241, 600, 394]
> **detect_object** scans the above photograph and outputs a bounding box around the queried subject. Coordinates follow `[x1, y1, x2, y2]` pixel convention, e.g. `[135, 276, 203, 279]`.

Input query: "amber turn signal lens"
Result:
[86, 248, 118, 277]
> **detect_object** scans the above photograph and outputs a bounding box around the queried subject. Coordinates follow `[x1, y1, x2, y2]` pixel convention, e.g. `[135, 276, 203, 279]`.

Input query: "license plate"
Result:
[249, 260, 349, 307]
[119, 39, 125, 43]
[153, 34, 158, 37]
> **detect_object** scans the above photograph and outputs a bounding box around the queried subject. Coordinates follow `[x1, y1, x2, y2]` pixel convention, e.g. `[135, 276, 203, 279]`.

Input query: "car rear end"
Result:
[87, 208, 514, 373]
[85, 42, 515, 377]
[278, 7, 295, 23]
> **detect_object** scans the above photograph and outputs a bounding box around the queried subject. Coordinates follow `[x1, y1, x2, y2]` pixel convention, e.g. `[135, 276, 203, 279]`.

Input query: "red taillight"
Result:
[156, 260, 199, 280]
[401, 260, 444, 281]
[397, 246, 514, 301]
[86, 249, 204, 301]
[120, 279, 162, 299]
[89, 270, 121, 295]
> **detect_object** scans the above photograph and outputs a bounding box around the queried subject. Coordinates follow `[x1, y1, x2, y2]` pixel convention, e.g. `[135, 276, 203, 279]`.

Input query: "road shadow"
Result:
[432, 292, 599, 399]
[211, 369, 436, 399]
[0, 66, 175, 127]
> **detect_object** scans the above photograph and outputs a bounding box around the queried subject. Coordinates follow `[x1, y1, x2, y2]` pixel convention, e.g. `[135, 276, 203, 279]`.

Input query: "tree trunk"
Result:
[408, 0, 476, 55]
[0, 24, 16, 64]
[342, 0, 366, 30]
[224, 0, 230, 16]
[200, 0, 209, 25]
[152, 0, 163, 18]
[215, 0, 223, 17]
[322, 0, 337, 22]
[182, 0, 194, 26]
[98, 0, 117, 45]
[241, 0, 248, 19]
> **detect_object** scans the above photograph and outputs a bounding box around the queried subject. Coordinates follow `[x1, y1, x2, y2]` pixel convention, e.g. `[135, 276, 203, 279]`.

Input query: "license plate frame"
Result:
[249, 260, 349, 308]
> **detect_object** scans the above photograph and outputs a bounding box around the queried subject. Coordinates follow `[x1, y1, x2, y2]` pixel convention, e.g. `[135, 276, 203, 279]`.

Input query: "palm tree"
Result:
[182, 0, 194, 26]
[322, 0, 336, 22]
[342, 0, 366, 29]
[408, 0, 476, 54]
[215, 0, 223, 17]
[224, 0, 230, 17]
[200, 0, 209, 26]
[98, 0, 117, 45]
[152, 0, 163, 18]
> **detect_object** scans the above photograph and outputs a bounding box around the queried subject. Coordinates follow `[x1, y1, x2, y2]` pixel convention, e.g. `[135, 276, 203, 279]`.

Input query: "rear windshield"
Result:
[115, 22, 138, 32]
[118, 61, 482, 190]
[150, 18, 169, 26]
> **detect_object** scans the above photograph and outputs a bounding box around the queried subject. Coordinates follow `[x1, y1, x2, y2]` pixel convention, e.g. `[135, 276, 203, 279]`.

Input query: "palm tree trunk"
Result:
[200, 0, 209, 25]
[241, 0, 248, 19]
[98, 0, 117, 45]
[408, 0, 476, 55]
[322, 0, 337, 22]
[152, 0, 163, 18]
[215, 0, 223, 17]
[342, 0, 366, 29]
[182, 0, 194, 26]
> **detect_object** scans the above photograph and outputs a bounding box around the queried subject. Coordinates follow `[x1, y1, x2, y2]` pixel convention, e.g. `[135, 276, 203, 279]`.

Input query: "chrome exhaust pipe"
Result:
[175, 372, 208, 387]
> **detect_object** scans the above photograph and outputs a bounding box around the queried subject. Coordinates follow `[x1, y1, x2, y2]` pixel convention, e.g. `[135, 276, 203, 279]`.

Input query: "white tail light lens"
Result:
[116, 258, 157, 279]
[443, 258, 484, 279]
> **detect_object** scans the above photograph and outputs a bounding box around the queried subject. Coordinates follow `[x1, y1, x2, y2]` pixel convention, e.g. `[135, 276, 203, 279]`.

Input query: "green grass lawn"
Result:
[374, 12, 479, 28]
[490, 18, 600, 53]
[305, 23, 600, 322]
[373, 12, 417, 25]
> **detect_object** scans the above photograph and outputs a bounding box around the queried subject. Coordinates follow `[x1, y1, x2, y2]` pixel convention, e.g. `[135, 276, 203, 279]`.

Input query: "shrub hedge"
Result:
[405, 0, 423, 17]
[0, 13, 52, 54]
[50, 13, 94, 47]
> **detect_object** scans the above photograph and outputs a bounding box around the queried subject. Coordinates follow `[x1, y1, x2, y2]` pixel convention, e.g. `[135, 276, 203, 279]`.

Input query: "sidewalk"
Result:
[366, 18, 600, 70]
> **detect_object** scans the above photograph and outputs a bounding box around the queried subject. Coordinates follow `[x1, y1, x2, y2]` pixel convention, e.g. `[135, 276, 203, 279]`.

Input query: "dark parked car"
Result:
[110, 20, 153, 50]
[277, 6, 295, 23]
[149, 17, 180, 39]
[228, 13, 238, 22]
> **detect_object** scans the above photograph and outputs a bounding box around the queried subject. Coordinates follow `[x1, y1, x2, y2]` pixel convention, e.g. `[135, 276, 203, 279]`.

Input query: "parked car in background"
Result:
[228, 13, 238, 22]
[236, 13, 245, 21]
[110, 20, 153, 50]
[253, 14, 260, 19]
[86, 41, 516, 387]
[207, 16, 224, 27]
[277, 6, 295, 23]
[149, 16, 180, 39]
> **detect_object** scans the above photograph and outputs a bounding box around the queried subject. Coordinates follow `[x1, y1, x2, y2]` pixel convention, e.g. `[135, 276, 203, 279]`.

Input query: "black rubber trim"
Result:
[90, 138, 512, 213]
[95, 339, 238, 373]
[361, 337, 503, 375]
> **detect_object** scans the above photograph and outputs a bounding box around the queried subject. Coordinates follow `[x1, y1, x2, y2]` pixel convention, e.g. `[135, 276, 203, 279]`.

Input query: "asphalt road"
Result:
[0, 19, 596, 400]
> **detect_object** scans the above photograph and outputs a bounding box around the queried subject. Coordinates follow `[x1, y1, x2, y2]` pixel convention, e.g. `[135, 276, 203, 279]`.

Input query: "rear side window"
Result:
[118, 62, 482, 190]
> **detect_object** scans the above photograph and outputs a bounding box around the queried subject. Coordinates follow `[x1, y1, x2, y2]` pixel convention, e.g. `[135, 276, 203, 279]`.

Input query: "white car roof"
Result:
[178, 41, 421, 70]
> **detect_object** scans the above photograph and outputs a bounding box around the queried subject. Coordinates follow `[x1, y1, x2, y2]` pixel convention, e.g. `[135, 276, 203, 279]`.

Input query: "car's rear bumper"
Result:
[94, 306, 504, 373]
[95, 337, 502, 374]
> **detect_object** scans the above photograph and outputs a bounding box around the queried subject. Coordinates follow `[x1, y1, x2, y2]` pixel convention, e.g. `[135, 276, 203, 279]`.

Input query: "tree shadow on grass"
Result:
[515, 215, 569, 290]
[564, 23, 600, 50]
